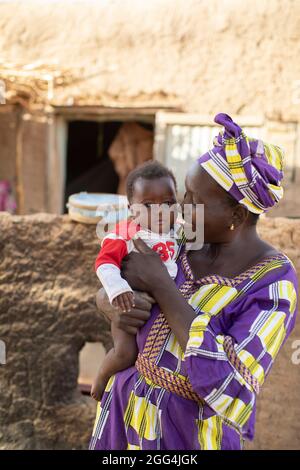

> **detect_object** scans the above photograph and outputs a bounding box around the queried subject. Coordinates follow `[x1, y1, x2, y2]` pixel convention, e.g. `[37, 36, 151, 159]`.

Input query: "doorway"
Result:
[64, 120, 122, 209]
[64, 119, 154, 210]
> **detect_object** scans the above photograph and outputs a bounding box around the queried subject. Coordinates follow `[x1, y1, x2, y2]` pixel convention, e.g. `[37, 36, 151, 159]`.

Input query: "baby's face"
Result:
[130, 176, 178, 234]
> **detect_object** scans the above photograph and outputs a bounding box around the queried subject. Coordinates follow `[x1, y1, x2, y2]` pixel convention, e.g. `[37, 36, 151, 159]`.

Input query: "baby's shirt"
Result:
[95, 219, 181, 303]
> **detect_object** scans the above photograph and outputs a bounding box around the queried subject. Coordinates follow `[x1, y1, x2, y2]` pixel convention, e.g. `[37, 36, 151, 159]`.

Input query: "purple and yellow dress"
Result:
[89, 113, 298, 450]
[89, 246, 298, 450]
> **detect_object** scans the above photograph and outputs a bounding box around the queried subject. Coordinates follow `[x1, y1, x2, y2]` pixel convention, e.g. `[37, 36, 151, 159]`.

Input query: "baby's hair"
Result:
[126, 160, 177, 202]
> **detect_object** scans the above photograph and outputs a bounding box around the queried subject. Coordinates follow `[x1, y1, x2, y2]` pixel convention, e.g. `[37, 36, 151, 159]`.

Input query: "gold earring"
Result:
[230, 223, 235, 231]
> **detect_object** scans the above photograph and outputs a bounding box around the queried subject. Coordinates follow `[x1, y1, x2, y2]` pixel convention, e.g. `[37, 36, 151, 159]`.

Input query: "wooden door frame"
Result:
[48, 106, 164, 214]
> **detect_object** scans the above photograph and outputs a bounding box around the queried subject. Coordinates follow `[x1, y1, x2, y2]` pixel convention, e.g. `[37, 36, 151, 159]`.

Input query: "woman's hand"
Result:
[122, 238, 196, 351]
[121, 238, 173, 295]
[95, 287, 154, 334]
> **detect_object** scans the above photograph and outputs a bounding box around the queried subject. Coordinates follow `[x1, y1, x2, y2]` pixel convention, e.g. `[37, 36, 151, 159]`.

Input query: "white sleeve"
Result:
[96, 263, 133, 304]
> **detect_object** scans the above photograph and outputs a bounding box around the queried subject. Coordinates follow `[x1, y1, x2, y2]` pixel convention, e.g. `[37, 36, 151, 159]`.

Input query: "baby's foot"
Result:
[90, 376, 108, 402]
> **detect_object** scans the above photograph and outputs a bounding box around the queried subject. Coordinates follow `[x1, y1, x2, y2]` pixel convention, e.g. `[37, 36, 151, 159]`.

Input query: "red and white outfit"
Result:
[95, 220, 180, 303]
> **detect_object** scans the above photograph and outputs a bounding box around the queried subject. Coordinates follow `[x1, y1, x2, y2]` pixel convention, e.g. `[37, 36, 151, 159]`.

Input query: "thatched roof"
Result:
[0, 0, 300, 119]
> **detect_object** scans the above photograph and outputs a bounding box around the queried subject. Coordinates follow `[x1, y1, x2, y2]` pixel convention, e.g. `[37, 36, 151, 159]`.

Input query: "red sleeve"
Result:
[95, 238, 128, 271]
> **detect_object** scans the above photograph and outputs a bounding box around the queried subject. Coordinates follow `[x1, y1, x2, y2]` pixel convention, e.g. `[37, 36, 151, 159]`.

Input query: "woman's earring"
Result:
[230, 223, 235, 231]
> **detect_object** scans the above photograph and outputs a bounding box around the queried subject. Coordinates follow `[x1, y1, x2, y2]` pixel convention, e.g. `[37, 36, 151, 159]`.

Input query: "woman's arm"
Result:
[121, 238, 197, 350]
[150, 276, 196, 351]
[183, 265, 298, 432]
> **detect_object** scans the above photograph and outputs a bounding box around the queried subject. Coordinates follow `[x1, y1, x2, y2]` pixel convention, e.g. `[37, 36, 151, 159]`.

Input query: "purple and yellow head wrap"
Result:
[197, 113, 284, 214]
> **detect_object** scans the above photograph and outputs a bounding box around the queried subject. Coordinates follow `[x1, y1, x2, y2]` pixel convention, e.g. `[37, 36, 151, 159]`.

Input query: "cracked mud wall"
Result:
[0, 213, 109, 449]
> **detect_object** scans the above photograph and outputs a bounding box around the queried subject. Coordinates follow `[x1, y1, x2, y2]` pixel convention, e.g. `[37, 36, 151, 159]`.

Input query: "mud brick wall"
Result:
[0, 213, 107, 449]
[20, 117, 49, 214]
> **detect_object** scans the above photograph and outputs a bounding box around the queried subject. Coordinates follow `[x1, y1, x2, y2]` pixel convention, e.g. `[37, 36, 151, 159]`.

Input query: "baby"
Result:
[91, 161, 181, 401]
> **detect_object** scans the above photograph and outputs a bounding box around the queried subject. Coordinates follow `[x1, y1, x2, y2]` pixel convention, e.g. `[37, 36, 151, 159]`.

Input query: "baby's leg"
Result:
[91, 323, 138, 401]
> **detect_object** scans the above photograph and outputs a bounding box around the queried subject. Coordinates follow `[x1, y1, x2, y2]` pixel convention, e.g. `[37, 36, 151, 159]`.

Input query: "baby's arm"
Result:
[95, 236, 134, 309]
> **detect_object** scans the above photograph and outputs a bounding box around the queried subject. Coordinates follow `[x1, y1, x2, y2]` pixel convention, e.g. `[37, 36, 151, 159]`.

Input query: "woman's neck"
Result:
[207, 225, 261, 258]
[187, 225, 278, 280]
[206, 225, 273, 265]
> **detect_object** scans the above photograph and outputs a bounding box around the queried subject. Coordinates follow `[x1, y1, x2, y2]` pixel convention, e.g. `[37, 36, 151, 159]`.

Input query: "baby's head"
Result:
[126, 161, 178, 234]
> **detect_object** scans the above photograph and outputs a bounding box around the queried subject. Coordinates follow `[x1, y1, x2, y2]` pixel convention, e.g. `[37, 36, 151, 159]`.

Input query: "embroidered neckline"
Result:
[180, 248, 288, 287]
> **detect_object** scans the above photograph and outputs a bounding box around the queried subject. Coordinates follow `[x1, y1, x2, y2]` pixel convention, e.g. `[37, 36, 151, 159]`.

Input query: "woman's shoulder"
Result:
[231, 251, 298, 313]
[271, 250, 299, 285]
[186, 248, 297, 291]
[231, 253, 298, 327]
[214, 252, 298, 321]
[233, 250, 297, 288]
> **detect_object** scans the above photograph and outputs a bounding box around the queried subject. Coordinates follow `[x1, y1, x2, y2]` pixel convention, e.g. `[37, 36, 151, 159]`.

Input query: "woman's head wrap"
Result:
[197, 113, 284, 214]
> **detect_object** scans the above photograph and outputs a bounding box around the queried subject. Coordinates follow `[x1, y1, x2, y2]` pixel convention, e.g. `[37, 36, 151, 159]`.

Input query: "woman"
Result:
[89, 113, 298, 450]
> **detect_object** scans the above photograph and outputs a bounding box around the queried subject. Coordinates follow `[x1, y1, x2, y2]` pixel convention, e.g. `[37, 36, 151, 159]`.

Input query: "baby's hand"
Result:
[112, 292, 135, 312]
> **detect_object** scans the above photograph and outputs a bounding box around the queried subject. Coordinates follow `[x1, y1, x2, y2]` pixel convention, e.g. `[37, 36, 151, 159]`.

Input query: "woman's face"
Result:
[183, 162, 234, 244]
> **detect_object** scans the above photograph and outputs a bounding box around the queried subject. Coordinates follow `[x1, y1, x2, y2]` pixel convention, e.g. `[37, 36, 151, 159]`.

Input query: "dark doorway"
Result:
[64, 120, 122, 210]
[64, 119, 155, 211]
